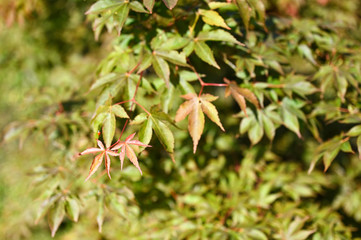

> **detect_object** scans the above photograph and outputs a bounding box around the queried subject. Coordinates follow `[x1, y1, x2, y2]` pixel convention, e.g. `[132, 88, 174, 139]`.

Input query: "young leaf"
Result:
[198, 9, 230, 29]
[175, 93, 224, 153]
[200, 94, 225, 131]
[224, 78, 260, 116]
[194, 41, 220, 69]
[79, 140, 119, 181]
[111, 133, 151, 174]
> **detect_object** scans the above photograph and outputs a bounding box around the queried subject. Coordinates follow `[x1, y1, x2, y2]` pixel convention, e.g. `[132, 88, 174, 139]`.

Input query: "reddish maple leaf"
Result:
[111, 133, 151, 175]
[79, 140, 118, 181]
[175, 93, 224, 153]
[224, 78, 260, 116]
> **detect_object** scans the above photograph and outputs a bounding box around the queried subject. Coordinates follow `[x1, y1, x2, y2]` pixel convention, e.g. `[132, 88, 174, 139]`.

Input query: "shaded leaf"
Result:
[235, 0, 251, 30]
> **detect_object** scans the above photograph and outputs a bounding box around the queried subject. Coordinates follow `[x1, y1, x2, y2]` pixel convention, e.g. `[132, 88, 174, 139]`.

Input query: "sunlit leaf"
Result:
[102, 113, 116, 148]
[198, 9, 230, 29]
[152, 55, 170, 87]
[175, 93, 223, 153]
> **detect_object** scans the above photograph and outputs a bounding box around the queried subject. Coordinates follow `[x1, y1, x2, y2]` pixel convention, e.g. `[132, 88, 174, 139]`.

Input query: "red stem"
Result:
[188, 61, 227, 97]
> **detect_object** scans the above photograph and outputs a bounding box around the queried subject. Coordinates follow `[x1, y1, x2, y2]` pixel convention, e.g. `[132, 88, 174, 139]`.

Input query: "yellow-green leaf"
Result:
[152, 55, 170, 87]
[48, 200, 65, 237]
[102, 113, 116, 148]
[111, 105, 129, 118]
[198, 9, 230, 29]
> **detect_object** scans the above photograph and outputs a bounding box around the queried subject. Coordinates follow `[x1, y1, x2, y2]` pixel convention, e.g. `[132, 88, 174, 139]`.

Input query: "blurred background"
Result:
[0, 0, 361, 239]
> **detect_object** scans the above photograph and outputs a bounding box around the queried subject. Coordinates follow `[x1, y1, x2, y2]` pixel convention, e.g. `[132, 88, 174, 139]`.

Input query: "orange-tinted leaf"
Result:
[175, 93, 224, 152]
[125, 145, 142, 174]
[85, 152, 105, 181]
[111, 133, 151, 174]
[224, 78, 260, 115]
[104, 153, 111, 179]
[200, 97, 224, 131]
[189, 102, 205, 153]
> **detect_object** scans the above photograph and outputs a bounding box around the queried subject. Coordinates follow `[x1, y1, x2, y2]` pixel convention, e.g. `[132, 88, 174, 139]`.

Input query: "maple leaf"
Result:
[79, 140, 119, 181]
[111, 133, 151, 175]
[175, 93, 224, 153]
[224, 78, 260, 116]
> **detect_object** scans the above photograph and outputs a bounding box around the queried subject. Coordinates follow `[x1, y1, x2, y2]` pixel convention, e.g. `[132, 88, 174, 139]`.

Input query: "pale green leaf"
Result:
[102, 113, 116, 148]
[48, 200, 65, 237]
[111, 105, 129, 118]
[248, 120, 264, 145]
[197, 29, 241, 45]
[129, 1, 148, 13]
[86, 0, 124, 15]
[155, 50, 189, 66]
[346, 125, 361, 137]
[65, 197, 80, 222]
[298, 44, 316, 65]
[323, 147, 340, 172]
[282, 107, 301, 138]
[116, 3, 130, 34]
[139, 119, 153, 146]
[152, 55, 170, 87]
[194, 41, 220, 69]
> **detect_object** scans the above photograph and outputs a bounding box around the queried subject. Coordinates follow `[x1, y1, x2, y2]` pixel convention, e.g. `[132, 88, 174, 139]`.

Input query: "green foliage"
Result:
[1, 0, 361, 239]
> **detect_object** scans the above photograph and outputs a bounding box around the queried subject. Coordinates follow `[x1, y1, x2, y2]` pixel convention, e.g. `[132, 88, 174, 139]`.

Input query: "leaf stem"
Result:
[188, 63, 227, 97]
